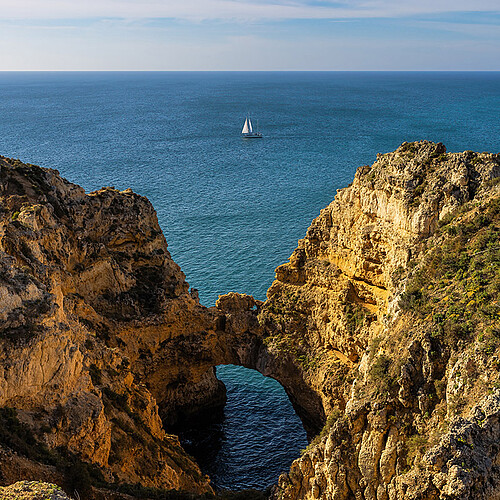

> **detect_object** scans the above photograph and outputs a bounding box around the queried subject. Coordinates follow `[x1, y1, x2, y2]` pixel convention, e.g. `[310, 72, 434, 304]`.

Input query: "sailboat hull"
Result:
[242, 132, 263, 138]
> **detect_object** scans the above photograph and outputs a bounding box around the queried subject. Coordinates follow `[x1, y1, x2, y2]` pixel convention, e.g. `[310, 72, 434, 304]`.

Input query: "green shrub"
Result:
[406, 433, 428, 464]
[345, 302, 368, 334]
[399, 195, 499, 348]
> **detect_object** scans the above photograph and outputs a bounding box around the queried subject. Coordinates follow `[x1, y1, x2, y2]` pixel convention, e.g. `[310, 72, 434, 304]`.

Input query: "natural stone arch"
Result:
[117, 292, 325, 435]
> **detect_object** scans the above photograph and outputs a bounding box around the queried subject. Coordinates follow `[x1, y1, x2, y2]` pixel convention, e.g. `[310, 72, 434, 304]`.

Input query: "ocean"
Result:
[0, 71, 499, 490]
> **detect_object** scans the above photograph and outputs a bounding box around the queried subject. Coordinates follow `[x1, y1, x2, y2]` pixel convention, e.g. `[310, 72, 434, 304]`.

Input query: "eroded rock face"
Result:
[1, 142, 499, 500]
[263, 142, 500, 499]
[0, 158, 215, 495]
[0, 156, 324, 497]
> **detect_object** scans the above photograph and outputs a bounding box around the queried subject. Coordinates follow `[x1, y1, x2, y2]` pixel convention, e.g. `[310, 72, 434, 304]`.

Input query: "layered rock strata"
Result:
[260, 142, 500, 500]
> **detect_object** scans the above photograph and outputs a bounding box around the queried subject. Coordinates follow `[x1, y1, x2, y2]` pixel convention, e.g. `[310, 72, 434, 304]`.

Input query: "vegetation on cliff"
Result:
[401, 194, 499, 348]
[264, 142, 500, 500]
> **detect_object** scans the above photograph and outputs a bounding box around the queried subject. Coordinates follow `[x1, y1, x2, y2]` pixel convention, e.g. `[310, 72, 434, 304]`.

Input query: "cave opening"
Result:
[174, 364, 308, 491]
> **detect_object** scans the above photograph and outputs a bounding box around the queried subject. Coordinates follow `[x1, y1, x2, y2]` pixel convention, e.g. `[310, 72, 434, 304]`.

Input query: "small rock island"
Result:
[0, 141, 499, 499]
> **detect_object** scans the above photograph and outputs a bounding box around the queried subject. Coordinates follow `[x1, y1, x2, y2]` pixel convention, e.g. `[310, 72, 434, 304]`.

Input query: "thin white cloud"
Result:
[1, 24, 497, 70]
[416, 20, 500, 38]
[0, 0, 499, 21]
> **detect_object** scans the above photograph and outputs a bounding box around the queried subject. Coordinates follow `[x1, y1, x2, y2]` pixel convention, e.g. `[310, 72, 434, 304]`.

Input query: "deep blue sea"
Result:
[0, 72, 499, 490]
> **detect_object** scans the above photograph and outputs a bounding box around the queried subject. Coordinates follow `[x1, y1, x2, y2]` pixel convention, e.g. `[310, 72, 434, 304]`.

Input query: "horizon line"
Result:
[1, 69, 499, 72]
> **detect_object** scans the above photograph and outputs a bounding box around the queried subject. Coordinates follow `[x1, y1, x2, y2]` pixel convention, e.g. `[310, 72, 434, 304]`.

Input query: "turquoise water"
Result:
[0, 71, 499, 489]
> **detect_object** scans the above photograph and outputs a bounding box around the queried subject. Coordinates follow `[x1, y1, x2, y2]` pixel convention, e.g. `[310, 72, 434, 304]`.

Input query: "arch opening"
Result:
[173, 364, 308, 491]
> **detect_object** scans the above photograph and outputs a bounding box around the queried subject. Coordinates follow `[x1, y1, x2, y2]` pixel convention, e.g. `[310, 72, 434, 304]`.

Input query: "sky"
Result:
[0, 0, 499, 70]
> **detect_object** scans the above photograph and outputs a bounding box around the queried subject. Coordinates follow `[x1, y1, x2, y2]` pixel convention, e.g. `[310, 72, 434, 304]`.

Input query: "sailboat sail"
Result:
[242, 118, 250, 134]
[241, 115, 262, 138]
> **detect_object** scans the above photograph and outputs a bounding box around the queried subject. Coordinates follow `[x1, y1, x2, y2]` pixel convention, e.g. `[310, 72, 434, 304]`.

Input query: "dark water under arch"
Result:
[174, 365, 308, 491]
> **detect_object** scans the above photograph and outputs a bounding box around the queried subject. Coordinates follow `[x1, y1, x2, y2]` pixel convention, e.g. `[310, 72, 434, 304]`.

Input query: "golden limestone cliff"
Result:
[260, 142, 500, 500]
[0, 157, 268, 498]
[0, 157, 218, 496]
[0, 141, 499, 500]
[0, 154, 317, 498]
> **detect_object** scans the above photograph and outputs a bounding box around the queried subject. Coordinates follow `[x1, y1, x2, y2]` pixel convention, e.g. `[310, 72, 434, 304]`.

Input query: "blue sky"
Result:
[0, 0, 499, 70]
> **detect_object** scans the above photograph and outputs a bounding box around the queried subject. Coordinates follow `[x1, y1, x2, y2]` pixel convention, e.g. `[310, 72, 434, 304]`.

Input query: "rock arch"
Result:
[116, 292, 325, 435]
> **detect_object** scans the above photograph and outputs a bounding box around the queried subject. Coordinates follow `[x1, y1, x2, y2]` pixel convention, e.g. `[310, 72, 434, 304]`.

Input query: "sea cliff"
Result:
[0, 156, 218, 496]
[0, 142, 499, 500]
[261, 142, 500, 500]
[0, 154, 315, 498]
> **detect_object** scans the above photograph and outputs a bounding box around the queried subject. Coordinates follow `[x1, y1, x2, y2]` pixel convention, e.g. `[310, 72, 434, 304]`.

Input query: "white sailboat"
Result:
[241, 116, 262, 138]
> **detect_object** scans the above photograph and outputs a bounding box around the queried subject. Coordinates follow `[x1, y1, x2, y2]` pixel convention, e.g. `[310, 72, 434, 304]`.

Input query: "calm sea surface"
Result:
[0, 72, 499, 489]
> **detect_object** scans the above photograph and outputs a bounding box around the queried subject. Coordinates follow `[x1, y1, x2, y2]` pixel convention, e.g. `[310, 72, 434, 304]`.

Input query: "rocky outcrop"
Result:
[262, 142, 500, 499]
[0, 155, 326, 498]
[0, 481, 71, 499]
[0, 158, 217, 496]
[1, 142, 499, 500]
